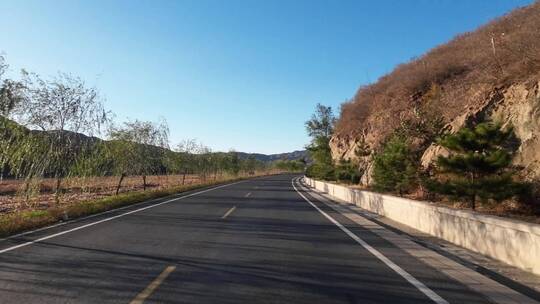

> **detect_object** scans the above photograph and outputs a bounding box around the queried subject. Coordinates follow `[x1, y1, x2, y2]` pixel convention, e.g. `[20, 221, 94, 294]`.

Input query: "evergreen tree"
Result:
[372, 135, 417, 195]
[306, 136, 335, 180]
[334, 158, 360, 184]
[427, 122, 526, 210]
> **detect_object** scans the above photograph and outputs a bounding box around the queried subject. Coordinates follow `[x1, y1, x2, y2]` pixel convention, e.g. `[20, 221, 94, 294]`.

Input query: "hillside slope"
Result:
[237, 150, 307, 162]
[333, 2, 540, 184]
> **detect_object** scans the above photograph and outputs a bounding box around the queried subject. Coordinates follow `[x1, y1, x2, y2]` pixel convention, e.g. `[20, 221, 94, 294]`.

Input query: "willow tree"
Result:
[0, 57, 40, 185]
[108, 119, 169, 193]
[18, 71, 108, 203]
[174, 139, 200, 185]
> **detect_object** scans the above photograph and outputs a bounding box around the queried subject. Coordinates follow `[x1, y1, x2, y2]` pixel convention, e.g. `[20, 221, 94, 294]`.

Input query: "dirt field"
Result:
[0, 174, 206, 214]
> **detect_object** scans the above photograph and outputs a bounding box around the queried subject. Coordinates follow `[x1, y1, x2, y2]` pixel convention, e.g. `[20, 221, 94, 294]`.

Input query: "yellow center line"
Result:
[130, 265, 176, 304]
[222, 206, 237, 219]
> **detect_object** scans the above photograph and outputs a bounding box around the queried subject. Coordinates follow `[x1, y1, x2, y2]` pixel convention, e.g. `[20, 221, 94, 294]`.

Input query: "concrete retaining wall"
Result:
[303, 177, 540, 275]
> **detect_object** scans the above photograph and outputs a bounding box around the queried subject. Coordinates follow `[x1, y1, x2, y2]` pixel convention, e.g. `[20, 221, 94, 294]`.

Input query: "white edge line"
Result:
[0, 192, 176, 242]
[291, 177, 449, 304]
[0, 180, 244, 254]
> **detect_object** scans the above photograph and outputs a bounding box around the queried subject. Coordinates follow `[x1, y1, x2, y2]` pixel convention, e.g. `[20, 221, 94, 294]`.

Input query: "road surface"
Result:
[0, 174, 520, 303]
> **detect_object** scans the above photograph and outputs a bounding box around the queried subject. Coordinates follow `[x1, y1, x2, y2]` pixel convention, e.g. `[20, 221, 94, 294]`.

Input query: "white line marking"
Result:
[0, 191, 181, 242]
[245, 192, 251, 197]
[130, 265, 176, 304]
[0, 181, 244, 254]
[222, 206, 237, 219]
[291, 178, 448, 304]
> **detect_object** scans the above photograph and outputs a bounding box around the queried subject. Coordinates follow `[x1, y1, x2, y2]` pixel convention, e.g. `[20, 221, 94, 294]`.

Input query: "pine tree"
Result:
[372, 135, 417, 196]
[428, 122, 526, 210]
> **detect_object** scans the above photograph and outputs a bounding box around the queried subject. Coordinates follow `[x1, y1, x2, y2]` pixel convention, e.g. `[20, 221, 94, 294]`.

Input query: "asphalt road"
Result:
[0, 174, 498, 303]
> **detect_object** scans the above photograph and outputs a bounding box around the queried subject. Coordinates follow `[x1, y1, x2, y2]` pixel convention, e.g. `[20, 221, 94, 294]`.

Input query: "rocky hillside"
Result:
[332, 2, 540, 185]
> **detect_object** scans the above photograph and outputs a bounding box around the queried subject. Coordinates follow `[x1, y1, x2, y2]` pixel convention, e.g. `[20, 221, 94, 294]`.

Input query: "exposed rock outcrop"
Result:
[332, 80, 540, 185]
[331, 2, 540, 185]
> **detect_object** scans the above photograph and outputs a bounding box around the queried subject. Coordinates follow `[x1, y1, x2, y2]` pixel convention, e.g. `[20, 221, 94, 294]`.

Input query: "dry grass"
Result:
[335, 2, 540, 140]
[0, 171, 282, 237]
[1, 174, 233, 214]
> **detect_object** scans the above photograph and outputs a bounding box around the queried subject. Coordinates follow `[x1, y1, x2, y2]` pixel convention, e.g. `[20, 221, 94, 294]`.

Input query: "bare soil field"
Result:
[0, 174, 205, 214]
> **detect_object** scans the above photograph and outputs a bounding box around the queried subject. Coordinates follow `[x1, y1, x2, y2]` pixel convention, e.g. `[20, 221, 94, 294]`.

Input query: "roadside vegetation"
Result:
[304, 104, 538, 221]
[304, 104, 360, 184]
[0, 55, 299, 235]
[305, 2, 540, 221]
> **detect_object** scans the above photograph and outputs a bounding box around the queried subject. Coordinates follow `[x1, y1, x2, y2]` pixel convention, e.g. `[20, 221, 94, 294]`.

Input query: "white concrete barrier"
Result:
[303, 177, 540, 275]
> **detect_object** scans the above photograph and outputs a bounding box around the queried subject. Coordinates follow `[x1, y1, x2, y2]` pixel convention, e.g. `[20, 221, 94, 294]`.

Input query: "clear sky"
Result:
[0, 0, 533, 154]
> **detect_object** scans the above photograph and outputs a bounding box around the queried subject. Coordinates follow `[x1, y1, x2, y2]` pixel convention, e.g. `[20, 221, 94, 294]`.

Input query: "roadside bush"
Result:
[306, 163, 335, 181]
[334, 159, 361, 184]
[372, 135, 417, 195]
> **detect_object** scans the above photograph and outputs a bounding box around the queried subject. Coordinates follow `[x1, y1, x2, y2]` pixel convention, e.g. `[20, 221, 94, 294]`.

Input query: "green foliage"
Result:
[0, 79, 24, 117]
[305, 103, 336, 138]
[0, 116, 49, 181]
[305, 104, 338, 180]
[273, 159, 304, 172]
[306, 136, 335, 180]
[334, 159, 360, 184]
[0, 55, 25, 117]
[227, 152, 241, 176]
[372, 135, 417, 195]
[69, 142, 112, 177]
[427, 122, 527, 209]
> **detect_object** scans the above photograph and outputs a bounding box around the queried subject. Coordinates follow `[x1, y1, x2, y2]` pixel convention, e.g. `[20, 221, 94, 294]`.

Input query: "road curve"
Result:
[0, 174, 502, 303]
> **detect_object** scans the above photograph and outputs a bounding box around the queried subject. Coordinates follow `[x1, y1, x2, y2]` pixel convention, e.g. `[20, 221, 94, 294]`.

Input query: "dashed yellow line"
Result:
[222, 206, 237, 219]
[130, 265, 176, 304]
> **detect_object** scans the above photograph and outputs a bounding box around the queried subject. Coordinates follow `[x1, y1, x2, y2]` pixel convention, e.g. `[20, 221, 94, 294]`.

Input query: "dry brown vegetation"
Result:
[0, 173, 239, 214]
[0, 170, 283, 236]
[0, 172, 280, 237]
[336, 2, 540, 139]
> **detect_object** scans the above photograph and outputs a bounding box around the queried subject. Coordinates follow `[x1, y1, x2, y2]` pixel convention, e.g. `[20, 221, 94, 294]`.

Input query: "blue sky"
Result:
[0, 0, 533, 154]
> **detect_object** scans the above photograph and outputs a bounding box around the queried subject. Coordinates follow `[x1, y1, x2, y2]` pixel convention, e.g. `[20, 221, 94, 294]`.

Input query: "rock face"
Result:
[331, 80, 540, 185]
[331, 2, 540, 186]
[421, 80, 540, 175]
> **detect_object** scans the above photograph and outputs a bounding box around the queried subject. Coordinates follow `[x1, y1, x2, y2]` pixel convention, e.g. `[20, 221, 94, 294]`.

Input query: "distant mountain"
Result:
[236, 150, 308, 162]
